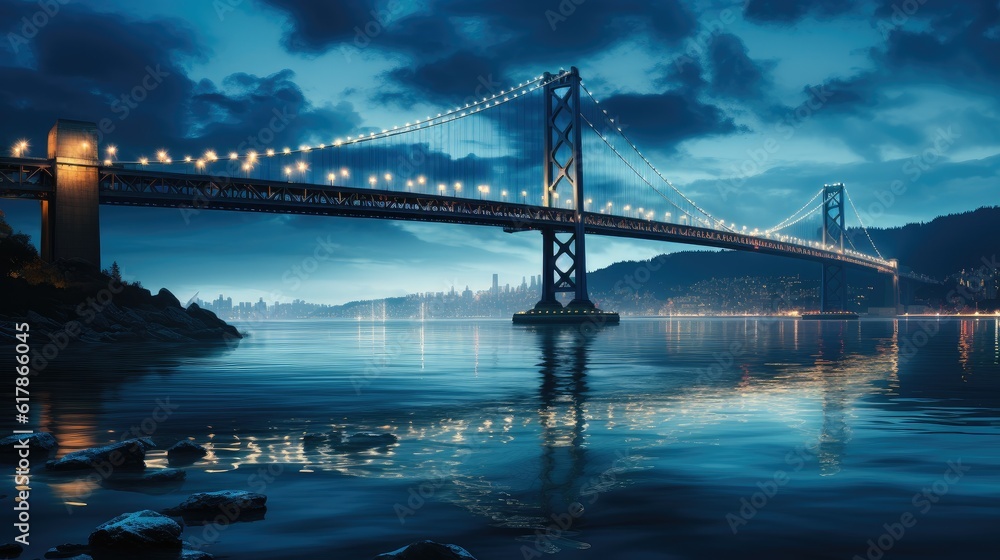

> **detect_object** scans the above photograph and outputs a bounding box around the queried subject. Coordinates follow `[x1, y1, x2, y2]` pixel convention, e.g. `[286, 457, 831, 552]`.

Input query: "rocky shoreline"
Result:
[0, 432, 477, 560]
[0, 259, 241, 348]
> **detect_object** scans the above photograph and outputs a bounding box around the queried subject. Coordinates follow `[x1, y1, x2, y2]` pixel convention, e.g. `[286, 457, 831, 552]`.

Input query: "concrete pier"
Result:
[41, 120, 101, 267]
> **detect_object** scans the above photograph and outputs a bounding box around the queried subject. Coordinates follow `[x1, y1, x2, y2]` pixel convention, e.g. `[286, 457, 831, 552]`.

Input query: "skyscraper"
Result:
[492, 273, 499, 295]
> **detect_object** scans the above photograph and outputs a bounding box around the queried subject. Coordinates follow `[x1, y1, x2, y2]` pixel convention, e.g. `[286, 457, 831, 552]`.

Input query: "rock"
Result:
[164, 490, 267, 523]
[107, 468, 186, 485]
[373, 541, 478, 559]
[151, 288, 182, 309]
[0, 542, 22, 559]
[0, 432, 58, 461]
[179, 549, 215, 559]
[43, 543, 90, 558]
[143, 468, 186, 483]
[88, 510, 182, 551]
[167, 440, 208, 459]
[341, 432, 399, 448]
[46, 439, 147, 472]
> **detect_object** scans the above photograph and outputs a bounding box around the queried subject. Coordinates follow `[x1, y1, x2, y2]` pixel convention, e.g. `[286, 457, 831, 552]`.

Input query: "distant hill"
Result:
[588, 206, 1000, 299]
[859, 206, 1000, 278]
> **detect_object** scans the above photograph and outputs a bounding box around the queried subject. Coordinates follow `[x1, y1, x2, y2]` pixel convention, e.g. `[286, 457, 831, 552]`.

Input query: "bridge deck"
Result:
[0, 161, 901, 276]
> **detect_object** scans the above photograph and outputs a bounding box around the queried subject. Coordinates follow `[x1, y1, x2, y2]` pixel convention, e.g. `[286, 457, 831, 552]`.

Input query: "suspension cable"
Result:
[844, 186, 885, 260]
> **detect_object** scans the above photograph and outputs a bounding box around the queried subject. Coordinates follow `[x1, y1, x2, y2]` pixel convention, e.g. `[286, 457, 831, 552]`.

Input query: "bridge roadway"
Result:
[0, 159, 898, 276]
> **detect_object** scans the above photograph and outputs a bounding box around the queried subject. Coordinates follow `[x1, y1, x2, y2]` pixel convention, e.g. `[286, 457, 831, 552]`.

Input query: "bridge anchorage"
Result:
[512, 68, 619, 325]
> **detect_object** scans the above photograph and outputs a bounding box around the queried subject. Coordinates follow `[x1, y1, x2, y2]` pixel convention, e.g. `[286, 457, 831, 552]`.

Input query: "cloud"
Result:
[743, 0, 862, 24]
[707, 33, 773, 100]
[599, 90, 744, 150]
[0, 2, 363, 162]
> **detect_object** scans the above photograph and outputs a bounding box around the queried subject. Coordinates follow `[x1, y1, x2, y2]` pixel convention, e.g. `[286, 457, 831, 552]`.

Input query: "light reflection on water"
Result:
[24, 318, 1000, 558]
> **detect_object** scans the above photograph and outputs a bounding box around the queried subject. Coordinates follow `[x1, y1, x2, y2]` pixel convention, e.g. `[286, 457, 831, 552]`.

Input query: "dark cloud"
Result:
[707, 33, 772, 100]
[381, 52, 509, 106]
[0, 2, 361, 162]
[254, 0, 382, 55]
[599, 90, 743, 150]
[744, 0, 861, 24]
[259, 0, 697, 100]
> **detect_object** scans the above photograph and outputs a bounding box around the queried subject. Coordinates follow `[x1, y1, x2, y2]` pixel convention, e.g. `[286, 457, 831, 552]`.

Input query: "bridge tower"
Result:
[536, 67, 593, 312]
[820, 183, 847, 312]
[41, 120, 101, 267]
[514, 68, 618, 324]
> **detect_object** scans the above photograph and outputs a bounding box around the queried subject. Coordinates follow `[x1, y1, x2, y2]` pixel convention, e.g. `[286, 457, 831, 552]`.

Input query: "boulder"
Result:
[165, 490, 267, 523]
[167, 440, 208, 460]
[88, 510, 182, 551]
[0, 542, 22, 559]
[373, 541, 477, 560]
[46, 439, 148, 472]
[151, 288, 182, 309]
[43, 543, 90, 558]
[0, 432, 58, 461]
[341, 432, 399, 448]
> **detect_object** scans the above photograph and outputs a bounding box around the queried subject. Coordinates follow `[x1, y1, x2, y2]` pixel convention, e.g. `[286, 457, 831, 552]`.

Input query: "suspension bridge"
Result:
[0, 67, 928, 322]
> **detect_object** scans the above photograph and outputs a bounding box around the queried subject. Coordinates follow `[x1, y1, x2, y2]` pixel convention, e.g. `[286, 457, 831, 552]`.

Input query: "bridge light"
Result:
[157, 150, 168, 162]
[283, 147, 291, 155]
[384, 173, 392, 182]
[196, 159, 205, 169]
[184, 156, 192, 163]
[370, 176, 378, 186]
[266, 149, 275, 157]
[81, 141, 89, 149]
[247, 151, 258, 162]
[328, 173, 336, 184]
[438, 183, 446, 193]
[406, 180, 414, 188]
[284, 166, 292, 177]
[205, 150, 218, 161]
[105, 145, 116, 157]
[297, 161, 307, 173]
[417, 176, 425, 184]
[341, 168, 349, 177]
[454, 182, 462, 191]
[229, 152, 238, 160]
[104, 159, 112, 165]
[139, 157, 149, 166]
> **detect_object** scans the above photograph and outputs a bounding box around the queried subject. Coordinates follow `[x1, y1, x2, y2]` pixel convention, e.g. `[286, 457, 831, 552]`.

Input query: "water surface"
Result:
[18, 318, 1000, 559]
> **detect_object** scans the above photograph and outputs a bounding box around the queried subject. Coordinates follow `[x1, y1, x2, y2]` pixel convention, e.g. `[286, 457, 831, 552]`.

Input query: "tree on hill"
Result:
[0, 212, 40, 278]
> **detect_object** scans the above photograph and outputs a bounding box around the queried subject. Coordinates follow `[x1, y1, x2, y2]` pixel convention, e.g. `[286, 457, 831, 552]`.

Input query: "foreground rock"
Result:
[167, 440, 208, 463]
[0, 542, 22, 559]
[46, 438, 151, 472]
[88, 510, 182, 551]
[373, 541, 477, 559]
[0, 432, 57, 462]
[337, 432, 399, 448]
[103, 468, 186, 493]
[165, 490, 267, 524]
[43, 543, 90, 558]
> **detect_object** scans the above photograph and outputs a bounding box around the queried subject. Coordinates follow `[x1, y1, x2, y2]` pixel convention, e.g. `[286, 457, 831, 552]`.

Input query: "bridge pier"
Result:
[40, 120, 101, 267]
[513, 68, 617, 324]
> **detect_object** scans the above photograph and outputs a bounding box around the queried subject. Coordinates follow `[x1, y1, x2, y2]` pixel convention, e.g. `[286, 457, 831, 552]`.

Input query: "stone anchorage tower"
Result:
[512, 68, 619, 325]
[41, 120, 101, 267]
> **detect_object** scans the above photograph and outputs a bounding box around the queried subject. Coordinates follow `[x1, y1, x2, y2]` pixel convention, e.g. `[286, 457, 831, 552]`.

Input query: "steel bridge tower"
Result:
[820, 183, 847, 312]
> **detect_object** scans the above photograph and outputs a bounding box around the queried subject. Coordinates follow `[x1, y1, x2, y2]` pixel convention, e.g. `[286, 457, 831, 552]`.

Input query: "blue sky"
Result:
[1, 0, 998, 304]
